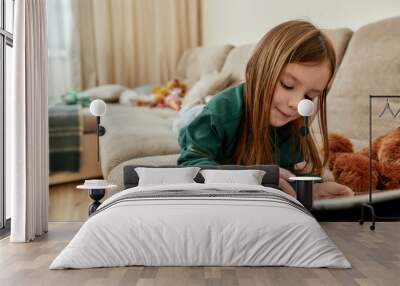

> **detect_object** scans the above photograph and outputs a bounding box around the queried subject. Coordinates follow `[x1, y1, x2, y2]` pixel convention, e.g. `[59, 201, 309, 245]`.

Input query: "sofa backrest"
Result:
[322, 28, 353, 66]
[219, 28, 353, 87]
[174, 45, 234, 87]
[321, 17, 400, 142]
[176, 19, 400, 143]
[220, 44, 255, 86]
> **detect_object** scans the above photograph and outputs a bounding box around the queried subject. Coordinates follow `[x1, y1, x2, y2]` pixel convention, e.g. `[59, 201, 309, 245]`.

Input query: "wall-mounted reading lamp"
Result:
[297, 99, 314, 136]
[89, 99, 107, 161]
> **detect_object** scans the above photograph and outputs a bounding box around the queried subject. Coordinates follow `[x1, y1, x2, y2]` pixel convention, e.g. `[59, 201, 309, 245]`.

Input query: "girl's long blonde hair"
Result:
[233, 20, 336, 175]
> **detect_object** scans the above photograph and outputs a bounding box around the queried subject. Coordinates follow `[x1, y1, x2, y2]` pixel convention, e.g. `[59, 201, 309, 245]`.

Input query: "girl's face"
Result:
[269, 59, 332, 127]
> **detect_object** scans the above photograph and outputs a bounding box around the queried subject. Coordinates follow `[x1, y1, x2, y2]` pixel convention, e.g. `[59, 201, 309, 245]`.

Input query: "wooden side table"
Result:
[77, 184, 117, 215]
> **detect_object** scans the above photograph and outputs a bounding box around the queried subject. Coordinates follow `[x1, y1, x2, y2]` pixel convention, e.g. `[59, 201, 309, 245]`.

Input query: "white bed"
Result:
[50, 183, 350, 269]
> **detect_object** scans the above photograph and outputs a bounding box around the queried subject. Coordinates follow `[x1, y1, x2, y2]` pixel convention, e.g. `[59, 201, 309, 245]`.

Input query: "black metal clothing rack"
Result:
[359, 95, 400, 230]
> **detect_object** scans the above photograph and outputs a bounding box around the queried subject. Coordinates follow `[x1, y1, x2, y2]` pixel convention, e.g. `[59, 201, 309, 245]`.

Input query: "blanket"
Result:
[49, 104, 82, 172]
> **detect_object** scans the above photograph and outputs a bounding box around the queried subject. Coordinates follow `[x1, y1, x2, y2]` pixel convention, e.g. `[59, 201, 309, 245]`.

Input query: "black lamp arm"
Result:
[299, 116, 309, 136]
[96, 116, 106, 162]
[96, 117, 106, 136]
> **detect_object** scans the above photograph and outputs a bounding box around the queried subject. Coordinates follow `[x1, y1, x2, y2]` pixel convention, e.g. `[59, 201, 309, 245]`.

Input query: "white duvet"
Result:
[50, 183, 351, 269]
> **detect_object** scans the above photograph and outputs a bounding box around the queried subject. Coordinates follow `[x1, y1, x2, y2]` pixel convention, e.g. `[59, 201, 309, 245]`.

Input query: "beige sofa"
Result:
[100, 17, 400, 206]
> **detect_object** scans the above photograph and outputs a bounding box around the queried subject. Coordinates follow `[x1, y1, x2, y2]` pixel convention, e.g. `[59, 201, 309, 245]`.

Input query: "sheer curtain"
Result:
[78, 0, 201, 89]
[47, 0, 81, 105]
[8, 0, 49, 242]
[47, 0, 201, 98]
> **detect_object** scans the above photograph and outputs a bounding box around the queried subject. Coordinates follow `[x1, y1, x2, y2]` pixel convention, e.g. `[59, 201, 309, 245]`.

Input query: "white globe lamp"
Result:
[297, 99, 314, 117]
[297, 99, 314, 136]
[90, 99, 107, 117]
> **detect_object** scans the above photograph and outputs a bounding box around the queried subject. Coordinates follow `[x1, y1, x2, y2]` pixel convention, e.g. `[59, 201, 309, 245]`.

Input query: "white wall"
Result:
[202, 0, 400, 45]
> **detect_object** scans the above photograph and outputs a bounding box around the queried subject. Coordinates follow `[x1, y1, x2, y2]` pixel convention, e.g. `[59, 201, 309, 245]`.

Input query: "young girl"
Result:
[177, 20, 354, 199]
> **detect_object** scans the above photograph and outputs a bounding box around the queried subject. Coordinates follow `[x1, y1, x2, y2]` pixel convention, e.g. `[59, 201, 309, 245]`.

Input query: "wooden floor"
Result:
[49, 180, 113, 222]
[1, 222, 399, 286]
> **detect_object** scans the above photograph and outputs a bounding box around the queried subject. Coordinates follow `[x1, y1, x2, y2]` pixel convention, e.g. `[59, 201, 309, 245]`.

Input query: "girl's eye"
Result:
[305, 95, 312, 100]
[280, 81, 293, 90]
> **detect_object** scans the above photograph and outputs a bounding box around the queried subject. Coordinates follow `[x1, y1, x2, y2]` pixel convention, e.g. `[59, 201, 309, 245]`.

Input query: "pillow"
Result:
[119, 89, 153, 106]
[200, 169, 266, 185]
[181, 71, 232, 107]
[135, 167, 201, 186]
[132, 83, 157, 95]
[83, 84, 127, 103]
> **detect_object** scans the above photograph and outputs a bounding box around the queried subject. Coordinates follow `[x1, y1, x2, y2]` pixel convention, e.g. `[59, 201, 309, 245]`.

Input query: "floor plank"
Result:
[49, 181, 90, 221]
[49, 181, 113, 222]
[1, 222, 399, 286]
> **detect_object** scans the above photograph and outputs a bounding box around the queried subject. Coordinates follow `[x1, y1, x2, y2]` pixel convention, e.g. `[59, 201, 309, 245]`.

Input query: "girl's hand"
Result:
[278, 168, 296, 198]
[279, 167, 295, 181]
[279, 178, 296, 198]
[314, 182, 354, 200]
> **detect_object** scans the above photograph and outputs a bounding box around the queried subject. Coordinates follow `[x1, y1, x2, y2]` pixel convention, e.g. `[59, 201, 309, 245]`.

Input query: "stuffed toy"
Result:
[325, 127, 400, 194]
[151, 79, 187, 110]
[62, 90, 92, 107]
[152, 86, 169, 107]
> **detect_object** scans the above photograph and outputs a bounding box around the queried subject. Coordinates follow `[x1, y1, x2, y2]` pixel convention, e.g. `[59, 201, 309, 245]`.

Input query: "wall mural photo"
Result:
[47, 0, 400, 222]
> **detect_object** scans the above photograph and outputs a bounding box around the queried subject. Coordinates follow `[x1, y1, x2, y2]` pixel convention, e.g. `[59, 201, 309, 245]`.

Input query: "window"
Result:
[0, 0, 14, 235]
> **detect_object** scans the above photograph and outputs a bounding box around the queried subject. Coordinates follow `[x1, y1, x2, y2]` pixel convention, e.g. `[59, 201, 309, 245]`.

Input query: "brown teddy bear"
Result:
[324, 127, 400, 194]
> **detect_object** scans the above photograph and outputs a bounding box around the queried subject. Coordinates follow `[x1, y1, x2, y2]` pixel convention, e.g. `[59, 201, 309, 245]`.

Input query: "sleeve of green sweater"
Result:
[177, 106, 224, 166]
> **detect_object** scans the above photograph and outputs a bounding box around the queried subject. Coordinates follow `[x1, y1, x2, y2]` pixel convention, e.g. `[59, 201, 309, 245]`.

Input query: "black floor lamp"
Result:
[359, 95, 400, 230]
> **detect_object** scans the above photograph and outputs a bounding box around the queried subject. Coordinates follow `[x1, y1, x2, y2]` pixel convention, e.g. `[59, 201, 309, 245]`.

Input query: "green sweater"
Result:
[177, 83, 303, 173]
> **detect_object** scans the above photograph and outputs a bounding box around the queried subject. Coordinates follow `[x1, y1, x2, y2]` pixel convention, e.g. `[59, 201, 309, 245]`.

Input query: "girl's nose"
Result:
[288, 93, 304, 113]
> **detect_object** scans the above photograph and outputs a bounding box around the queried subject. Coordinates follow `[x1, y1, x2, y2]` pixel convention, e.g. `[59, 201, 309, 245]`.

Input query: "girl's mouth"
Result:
[276, 107, 291, 118]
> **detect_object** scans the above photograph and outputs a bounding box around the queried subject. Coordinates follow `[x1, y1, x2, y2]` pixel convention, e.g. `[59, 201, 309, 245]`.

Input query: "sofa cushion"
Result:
[83, 84, 127, 103]
[220, 44, 255, 85]
[322, 28, 353, 66]
[181, 71, 232, 107]
[100, 105, 180, 177]
[81, 108, 97, 133]
[175, 45, 234, 85]
[318, 17, 400, 142]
